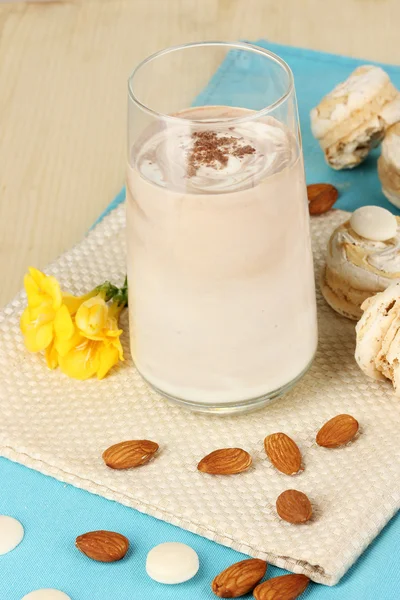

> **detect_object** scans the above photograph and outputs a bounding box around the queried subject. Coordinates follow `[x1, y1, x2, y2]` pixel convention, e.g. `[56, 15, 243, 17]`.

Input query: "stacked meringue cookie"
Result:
[311, 65, 400, 175]
[319, 205, 400, 396]
[321, 206, 400, 320]
[355, 282, 400, 396]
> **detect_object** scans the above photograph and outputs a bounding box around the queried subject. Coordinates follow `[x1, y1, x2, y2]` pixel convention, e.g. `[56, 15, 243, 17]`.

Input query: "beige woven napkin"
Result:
[0, 205, 399, 586]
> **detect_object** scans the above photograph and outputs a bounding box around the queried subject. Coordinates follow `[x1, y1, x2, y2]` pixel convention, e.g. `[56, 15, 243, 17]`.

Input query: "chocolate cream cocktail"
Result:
[127, 42, 318, 414]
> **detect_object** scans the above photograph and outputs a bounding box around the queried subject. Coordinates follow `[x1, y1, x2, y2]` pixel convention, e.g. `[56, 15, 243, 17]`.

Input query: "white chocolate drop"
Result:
[146, 542, 199, 584]
[350, 206, 397, 241]
[0, 515, 24, 555]
[21, 590, 71, 600]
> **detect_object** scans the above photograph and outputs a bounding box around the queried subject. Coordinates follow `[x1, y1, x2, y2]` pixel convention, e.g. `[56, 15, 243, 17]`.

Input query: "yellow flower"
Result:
[58, 299, 124, 380]
[20, 267, 126, 380]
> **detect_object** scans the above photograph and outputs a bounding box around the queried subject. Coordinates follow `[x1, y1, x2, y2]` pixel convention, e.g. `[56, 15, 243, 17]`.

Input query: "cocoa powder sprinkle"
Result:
[187, 130, 255, 176]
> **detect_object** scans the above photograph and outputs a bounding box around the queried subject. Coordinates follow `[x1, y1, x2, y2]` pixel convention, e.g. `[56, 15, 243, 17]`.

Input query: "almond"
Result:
[264, 433, 302, 475]
[253, 574, 310, 600]
[198, 448, 252, 475]
[212, 558, 267, 597]
[307, 183, 338, 215]
[316, 414, 359, 448]
[76, 530, 129, 562]
[276, 489, 313, 524]
[102, 440, 159, 469]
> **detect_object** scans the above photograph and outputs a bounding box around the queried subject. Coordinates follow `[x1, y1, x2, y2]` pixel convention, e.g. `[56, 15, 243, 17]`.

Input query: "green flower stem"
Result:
[95, 281, 120, 302]
[112, 284, 128, 310]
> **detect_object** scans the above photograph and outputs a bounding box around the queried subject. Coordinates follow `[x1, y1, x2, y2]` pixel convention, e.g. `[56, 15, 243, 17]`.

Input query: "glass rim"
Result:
[128, 41, 294, 125]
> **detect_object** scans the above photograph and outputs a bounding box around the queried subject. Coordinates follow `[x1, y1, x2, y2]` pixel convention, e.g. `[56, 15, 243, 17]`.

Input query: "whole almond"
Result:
[102, 440, 159, 469]
[198, 448, 252, 475]
[253, 574, 310, 600]
[76, 530, 129, 562]
[316, 414, 359, 448]
[264, 433, 302, 475]
[307, 183, 338, 215]
[212, 558, 267, 598]
[276, 489, 313, 524]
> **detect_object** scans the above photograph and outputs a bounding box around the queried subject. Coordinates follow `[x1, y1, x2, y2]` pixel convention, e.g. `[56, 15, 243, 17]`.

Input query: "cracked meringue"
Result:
[355, 282, 400, 395]
[311, 65, 400, 170]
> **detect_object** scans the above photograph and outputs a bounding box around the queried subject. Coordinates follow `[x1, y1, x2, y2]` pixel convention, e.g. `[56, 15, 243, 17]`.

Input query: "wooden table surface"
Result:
[0, 0, 398, 307]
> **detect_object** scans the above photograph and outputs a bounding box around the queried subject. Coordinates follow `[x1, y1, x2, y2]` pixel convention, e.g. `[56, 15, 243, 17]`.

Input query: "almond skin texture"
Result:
[212, 558, 267, 597]
[276, 490, 313, 524]
[76, 530, 129, 562]
[198, 448, 252, 475]
[264, 433, 302, 475]
[253, 574, 310, 600]
[102, 440, 159, 469]
[307, 183, 338, 215]
[316, 414, 359, 448]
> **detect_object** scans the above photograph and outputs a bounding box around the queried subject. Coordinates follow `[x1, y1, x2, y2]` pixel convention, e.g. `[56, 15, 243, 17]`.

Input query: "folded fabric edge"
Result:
[0, 442, 338, 586]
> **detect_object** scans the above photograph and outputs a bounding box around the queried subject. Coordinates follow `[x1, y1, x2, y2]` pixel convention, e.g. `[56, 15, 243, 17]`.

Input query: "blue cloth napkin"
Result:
[1, 42, 399, 600]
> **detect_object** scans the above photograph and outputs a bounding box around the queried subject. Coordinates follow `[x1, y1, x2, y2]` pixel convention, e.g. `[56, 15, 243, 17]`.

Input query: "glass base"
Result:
[139, 356, 315, 415]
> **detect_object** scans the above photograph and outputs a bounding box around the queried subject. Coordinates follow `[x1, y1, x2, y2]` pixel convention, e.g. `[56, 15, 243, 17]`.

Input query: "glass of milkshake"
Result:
[127, 42, 318, 414]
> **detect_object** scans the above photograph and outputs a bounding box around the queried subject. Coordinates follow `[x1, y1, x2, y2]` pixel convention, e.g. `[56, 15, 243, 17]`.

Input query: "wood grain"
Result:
[0, 0, 398, 306]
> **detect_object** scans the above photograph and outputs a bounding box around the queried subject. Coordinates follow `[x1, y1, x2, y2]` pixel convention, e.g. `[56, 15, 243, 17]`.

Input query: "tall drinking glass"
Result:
[127, 42, 318, 414]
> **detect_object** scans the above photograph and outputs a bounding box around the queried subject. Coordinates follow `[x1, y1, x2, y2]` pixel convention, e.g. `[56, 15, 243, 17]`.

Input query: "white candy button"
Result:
[350, 206, 397, 241]
[21, 591, 71, 600]
[146, 542, 199, 584]
[0, 515, 24, 555]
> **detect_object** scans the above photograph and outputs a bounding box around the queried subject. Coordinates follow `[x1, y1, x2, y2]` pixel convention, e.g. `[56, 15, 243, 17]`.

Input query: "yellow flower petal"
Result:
[55, 329, 83, 357]
[45, 342, 59, 370]
[109, 336, 124, 361]
[24, 274, 48, 309]
[21, 307, 55, 352]
[20, 309, 40, 352]
[54, 305, 75, 341]
[20, 307, 32, 335]
[97, 344, 120, 379]
[85, 328, 123, 342]
[42, 275, 62, 310]
[35, 321, 54, 351]
[24, 272, 40, 298]
[58, 339, 100, 380]
[21, 327, 42, 352]
[28, 267, 46, 287]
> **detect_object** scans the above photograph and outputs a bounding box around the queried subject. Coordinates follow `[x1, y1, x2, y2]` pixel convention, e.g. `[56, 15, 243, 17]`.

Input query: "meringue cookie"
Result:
[311, 65, 400, 170]
[355, 282, 400, 395]
[378, 122, 400, 209]
[320, 212, 400, 319]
